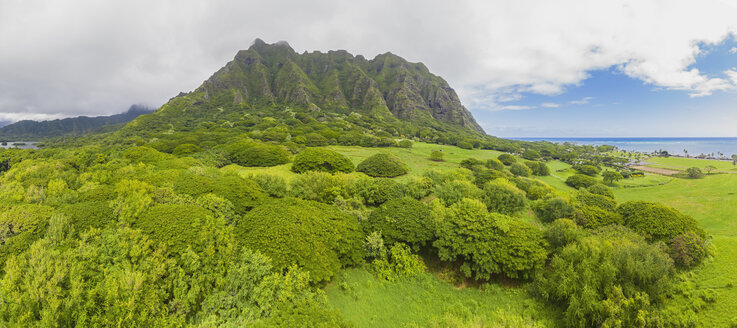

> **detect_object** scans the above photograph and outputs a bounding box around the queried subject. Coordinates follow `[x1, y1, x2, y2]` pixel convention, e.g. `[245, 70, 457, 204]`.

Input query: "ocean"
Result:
[509, 137, 737, 157]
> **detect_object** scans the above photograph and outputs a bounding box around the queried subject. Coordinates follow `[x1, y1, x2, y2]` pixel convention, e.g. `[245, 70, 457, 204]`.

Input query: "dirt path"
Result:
[631, 165, 681, 176]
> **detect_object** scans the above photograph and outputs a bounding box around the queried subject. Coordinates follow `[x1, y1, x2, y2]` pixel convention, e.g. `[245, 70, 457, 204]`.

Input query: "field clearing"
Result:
[614, 174, 737, 326]
[325, 269, 558, 327]
[631, 165, 680, 176]
[646, 156, 737, 172]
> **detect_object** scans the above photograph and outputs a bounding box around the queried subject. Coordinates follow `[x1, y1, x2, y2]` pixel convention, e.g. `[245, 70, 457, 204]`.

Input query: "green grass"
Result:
[646, 156, 737, 172]
[325, 269, 558, 327]
[614, 174, 737, 327]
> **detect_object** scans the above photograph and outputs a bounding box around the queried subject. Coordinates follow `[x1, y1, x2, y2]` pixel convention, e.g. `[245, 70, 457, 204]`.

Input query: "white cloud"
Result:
[569, 97, 593, 105]
[1, 0, 737, 119]
[541, 102, 560, 108]
[730, 47, 737, 54]
[499, 105, 536, 111]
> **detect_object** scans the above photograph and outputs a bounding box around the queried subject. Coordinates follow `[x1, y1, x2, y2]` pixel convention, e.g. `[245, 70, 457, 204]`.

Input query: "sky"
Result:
[2, 0, 737, 137]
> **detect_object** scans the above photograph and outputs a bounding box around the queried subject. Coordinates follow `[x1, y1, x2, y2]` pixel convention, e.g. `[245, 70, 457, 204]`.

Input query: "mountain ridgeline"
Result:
[118, 40, 487, 148]
[0, 105, 153, 141]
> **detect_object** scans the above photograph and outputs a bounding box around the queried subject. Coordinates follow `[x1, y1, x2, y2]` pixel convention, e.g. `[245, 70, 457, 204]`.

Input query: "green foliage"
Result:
[434, 179, 482, 206]
[573, 164, 600, 176]
[533, 197, 574, 223]
[485, 158, 504, 170]
[60, 201, 115, 234]
[481, 179, 527, 215]
[348, 177, 404, 206]
[235, 198, 364, 283]
[402, 176, 432, 200]
[535, 227, 674, 328]
[686, 167, 704, 179]
[668, 232, 711, 268]
[291, 148, 354, 174]
[565, 174, 599, 189]
[497, 153, 516, 165]
[133, 203, 213, 253]
[521, 149, 541, 160]
[371, 243, 426, 281]
[356, 153, 408, 178]
[172, 143, 202, 156]
[429, 150, 444, 161]
[616, 201, 705, 241]
[398, 139, 413, 148]
[459, 157, 484, 170]
[457, 141, 473, 150]
[229, 143, 291, 167]
[586, 183, 615, 199]
[249, 173, 288, 198]
[602, 170, 623, 184]
[290, 171, 347, 203]
[509, 162, 532, 177]
[545, 219, 585, 250]
[366, 198, 433, 248]
[433, 198, 548, 279]
[575, 189, 616, 212]
[0, 204, 54, 264]
[524, 160, 550, 176]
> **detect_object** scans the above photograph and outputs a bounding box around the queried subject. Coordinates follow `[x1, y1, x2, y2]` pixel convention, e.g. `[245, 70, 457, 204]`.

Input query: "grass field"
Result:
[646, 156, 737, 172]
[325, 269, 558, 327]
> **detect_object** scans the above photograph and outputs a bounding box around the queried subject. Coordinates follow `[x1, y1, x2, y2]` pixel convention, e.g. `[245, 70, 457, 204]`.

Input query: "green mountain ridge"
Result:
[120, 39, 483, 142]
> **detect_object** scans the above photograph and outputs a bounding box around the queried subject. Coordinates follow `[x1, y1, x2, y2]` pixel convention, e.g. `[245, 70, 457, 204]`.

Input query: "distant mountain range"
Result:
[0, 105, 154, 140]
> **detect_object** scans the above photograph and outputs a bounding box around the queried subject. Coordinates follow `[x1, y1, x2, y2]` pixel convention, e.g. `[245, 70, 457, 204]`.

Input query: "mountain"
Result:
[0, 105, 153, 140]
[119, 40, 485, 145]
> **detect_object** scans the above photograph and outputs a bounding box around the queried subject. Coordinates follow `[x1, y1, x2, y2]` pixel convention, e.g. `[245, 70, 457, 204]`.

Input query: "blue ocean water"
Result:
[510, 137, 737, 157]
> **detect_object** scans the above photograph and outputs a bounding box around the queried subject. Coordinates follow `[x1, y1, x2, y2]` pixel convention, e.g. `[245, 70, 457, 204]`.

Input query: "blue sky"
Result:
[473, 37, 737, 137]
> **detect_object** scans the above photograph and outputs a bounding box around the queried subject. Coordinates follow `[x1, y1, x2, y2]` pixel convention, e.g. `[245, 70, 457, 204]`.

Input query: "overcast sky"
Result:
[2, 0, 737, 136]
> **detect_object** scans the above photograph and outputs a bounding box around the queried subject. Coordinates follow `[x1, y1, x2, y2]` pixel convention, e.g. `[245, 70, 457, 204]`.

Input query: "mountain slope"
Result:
[0, 105, 153, 140]
[120, 40, 484, 143]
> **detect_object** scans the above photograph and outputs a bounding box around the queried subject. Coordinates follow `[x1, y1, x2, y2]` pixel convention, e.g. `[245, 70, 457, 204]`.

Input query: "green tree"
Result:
[356, 153, 408, 178]
[365, 198, 433, 248]
[291, 148, 354, 174]
[602, 170, 623, 184]
[429, 150, 444, 162]
[481, 179, 527, 215]
[685, 167, 704, 179]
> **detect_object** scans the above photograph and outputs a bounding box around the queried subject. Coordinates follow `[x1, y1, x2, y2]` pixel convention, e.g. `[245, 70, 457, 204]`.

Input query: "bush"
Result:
[402, 176, 432, 200]
[586, 183, 614, 199]
[574, 205, 622, 229]
[485, 158, 504, 170]
[481, 179, 527, 215]
[433, 198, 548, 279]
[686, 167, 704, 179]
[573, 164, 600, 176]
[521, 149, 541, 160]
[457, 141, 473, 150]
[459, 158, 483, 170]
[575, 190, 616, 212]
[235, 198, 364, 283]
[602, 170, 623, 184]
[172, 143, 202, 156]
[366, 198, 433, 248]
[356, 153, 408, 178]
[291, 148, 354, 174]
[533, 197, 574, 223]
[565, 174, 598, 189]
[471, 168, 505, 189]
[509, 163, 532, 177]
[524, 161, 550, 176]
[617, 201, 705, 241]
[434, 179, 482, 206]
[545, 218, 585, 250]
[249, 174, 288, 198]
[371, 243, 426, 281]
[348, 177, 404, 206]
[229, 143, 291, 167]
[398, 139, 413, 148]
[497, 154, 516, 166]
[134, 204, 212, 253]
[60, 201, 115, 234]
[290, 171, 347, 203]
[669, 232, 710, 268]
[429, 150, 444, 162]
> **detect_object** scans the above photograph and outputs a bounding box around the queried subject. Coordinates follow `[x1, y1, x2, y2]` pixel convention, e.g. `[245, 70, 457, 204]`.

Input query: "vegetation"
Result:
[291, 148, 354, 174]
[356, 153, 408, 178]
[565, 174, 599, 189]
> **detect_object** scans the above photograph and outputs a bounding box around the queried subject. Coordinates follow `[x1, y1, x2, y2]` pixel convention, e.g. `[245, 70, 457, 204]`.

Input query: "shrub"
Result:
[471, 168, 505, 189]
[685, 167, 704, 179]
[212, 175, 266, 214]
[509, 163, 532, 177]
[429, 150, 444, 162]
[524, 161, 550, 176]
[433, 198, 548, 279]
[587, 183, 614, 199]
[398, 140, 413, 148]
[574, 205, 622, 229]
[545, 218, 585, 250]
[573, 164, 600, 176]
[366, 198, 433, 248]
[602, 170, 623, 184]
[535, 227, 674, 328]
[434, 179, 482, 206]
[565, 174, 598, 189]
[348, 177, 403, 206]
[668, 232, 711, 268]
[291, 148, 354, 174]
[497, 153, 516, 166]
[457, 141, 473, 150]
[60, 201, 115, 234]
[521, 149, 541, 160]
[356, 153, 408, 178]
[371, 243, 426, 281]
[133, 204, 212, 253]
[402, 176, 432, 200]
[172, 143, 202, 156]
[249, 173, 287, 198]
[235, 198, 364, 283]
[533, 197, 574, 223]
[575, 190, 616, 212]
[616, 201, 705, 241]
[290, 171, 347, 203]
[485, 158, 504, 170]
[229, 143, 291, 167]
[459, 158, 483, 170]
[481, 179, 527, 215]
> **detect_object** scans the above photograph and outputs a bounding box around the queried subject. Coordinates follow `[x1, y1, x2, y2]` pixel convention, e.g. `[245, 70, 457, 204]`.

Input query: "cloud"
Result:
[499, 105, 536, 110]
[541, 102, 560, 108]
[569, 97, 593, 105]
[2, 0, 737, 120]
[731, 47, 737, 54]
